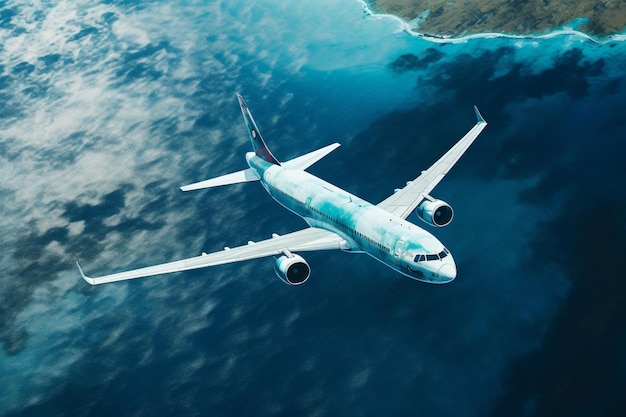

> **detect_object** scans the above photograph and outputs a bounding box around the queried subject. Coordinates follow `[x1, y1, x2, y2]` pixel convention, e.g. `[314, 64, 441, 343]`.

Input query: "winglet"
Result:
[474, 106, 487, 124]
[76, 261, 95, 285]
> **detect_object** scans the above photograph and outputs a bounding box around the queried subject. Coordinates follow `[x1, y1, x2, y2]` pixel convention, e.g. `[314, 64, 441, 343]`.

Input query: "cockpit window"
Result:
[414, 248, 450, 263]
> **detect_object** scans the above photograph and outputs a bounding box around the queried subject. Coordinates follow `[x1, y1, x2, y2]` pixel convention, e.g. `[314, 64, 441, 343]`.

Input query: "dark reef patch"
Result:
[427, 48, 605, 117]
[389, 48, 444, 74]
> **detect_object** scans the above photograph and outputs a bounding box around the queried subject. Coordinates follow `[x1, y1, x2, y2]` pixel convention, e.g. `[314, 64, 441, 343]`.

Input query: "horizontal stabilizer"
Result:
[282, 143, 341, 170]
[180, 168, 260, 191]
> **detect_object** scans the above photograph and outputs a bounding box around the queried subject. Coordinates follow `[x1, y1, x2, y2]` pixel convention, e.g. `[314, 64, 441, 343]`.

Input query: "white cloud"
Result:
[0, 1, 249, 412]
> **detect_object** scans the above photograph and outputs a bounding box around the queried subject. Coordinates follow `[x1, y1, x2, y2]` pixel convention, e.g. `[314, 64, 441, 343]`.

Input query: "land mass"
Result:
[368, 0, 626, 38]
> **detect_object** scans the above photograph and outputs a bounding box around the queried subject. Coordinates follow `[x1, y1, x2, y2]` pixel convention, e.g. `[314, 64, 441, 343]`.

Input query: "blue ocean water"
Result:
[1, 0, 625, 416]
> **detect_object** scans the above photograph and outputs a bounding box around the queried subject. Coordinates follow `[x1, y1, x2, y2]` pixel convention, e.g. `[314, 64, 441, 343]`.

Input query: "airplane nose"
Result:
[437, 262, 457, 283]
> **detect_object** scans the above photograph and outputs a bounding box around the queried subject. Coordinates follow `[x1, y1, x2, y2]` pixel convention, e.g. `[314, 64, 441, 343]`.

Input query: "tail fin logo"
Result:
[237, 94, 280, 165]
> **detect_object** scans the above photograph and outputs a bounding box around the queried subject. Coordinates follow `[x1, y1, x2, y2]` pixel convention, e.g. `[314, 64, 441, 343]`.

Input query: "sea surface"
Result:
[1, 1, 625, 416]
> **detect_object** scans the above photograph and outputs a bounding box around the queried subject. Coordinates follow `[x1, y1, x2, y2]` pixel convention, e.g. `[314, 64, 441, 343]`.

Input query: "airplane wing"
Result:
[376, 107, 487, 219]
[78, 227, 349, 285]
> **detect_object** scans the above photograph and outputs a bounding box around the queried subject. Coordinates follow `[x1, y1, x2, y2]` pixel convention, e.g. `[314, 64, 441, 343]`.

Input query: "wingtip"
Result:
[76, 261, 96, 285]
[473, 106, 487, 124]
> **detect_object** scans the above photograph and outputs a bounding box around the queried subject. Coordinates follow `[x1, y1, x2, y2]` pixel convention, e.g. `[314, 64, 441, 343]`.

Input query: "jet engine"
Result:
[415, 197, 454, 227]
[274, 253, 310, 285]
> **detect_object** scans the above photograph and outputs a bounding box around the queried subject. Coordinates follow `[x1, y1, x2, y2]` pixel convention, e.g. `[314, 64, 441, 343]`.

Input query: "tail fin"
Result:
[237, 94, 280, 165]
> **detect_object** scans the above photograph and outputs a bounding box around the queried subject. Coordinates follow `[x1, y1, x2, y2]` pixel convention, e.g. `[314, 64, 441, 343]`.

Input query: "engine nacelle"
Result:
[274, 254, 310, 285]
[415, 198, 454, 227]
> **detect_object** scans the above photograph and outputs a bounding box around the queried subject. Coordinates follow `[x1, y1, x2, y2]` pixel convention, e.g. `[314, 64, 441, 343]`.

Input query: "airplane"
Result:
[78, 94, 487, 286]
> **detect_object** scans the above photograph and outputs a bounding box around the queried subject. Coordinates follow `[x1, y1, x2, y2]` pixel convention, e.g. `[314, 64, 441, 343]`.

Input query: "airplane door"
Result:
[394, 240, 405, 257]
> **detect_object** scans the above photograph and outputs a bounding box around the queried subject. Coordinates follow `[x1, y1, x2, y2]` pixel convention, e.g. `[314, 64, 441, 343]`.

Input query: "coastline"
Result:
[360, 0, 626, 44]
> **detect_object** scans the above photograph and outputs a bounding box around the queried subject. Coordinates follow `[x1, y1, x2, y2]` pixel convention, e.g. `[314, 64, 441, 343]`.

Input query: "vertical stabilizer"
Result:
[237, 94, 280, 165]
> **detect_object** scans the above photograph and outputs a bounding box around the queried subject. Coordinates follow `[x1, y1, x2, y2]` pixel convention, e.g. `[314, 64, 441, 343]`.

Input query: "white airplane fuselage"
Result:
[247, 152, 457, 284]
[78, 95, 486, 287]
